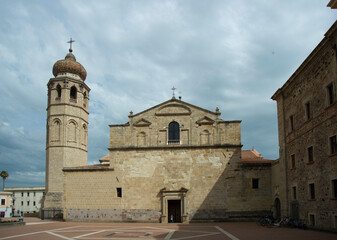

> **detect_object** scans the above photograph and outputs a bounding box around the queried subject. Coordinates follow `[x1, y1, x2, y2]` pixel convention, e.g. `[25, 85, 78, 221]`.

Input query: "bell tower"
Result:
[43, 42, 90, 216]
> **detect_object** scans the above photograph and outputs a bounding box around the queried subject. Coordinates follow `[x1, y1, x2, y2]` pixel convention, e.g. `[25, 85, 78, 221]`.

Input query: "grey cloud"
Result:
[0, 0, 335, 187]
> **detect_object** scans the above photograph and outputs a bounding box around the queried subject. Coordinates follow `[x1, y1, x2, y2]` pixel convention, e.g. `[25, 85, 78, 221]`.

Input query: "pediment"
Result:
[155, 104, 191, 116]
[133, 118, 152, 127]
[160, 187, 189, 194]
[196, 116, 215, 125]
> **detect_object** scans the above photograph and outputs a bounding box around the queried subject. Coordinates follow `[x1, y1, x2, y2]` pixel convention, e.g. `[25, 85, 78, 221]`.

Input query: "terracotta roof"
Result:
[63, 163, 113, 172]
[242, 149, 274, 164]
[76, 163, 110, 168]
[94, 151, 274, 166]
[99, 154, 110, 162]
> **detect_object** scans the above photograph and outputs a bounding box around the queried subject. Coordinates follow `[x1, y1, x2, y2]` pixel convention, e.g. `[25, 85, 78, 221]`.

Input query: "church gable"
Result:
[133, 118, 152, 127]
[155, 104, 191, 116]
[109, 97, 241, 148]
[131, 98, 218, 119]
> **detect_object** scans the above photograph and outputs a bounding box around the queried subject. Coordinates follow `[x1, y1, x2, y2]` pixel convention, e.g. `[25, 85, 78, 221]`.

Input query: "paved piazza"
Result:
[0, 219, 336, 240]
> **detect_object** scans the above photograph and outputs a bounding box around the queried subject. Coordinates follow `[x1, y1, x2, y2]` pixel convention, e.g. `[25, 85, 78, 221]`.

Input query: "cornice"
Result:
[46, 103, 89, 115]
[63, 166, 114, 172]
[108, 144, 242, 151]
[46, 145, 88, 152]
[47, 113, 89, 124]
[48, 77, 91, 91]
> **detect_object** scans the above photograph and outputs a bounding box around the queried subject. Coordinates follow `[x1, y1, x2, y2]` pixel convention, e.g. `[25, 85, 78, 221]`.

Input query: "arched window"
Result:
[48, 88, 51, 104]
[56, 84, 62, 98]
[83, 91, 87, 107]
[68, 121, 77, 142]
[201, 129, 210, 145]
[70, 86, 77, 100]
[137, 132, 146, 146]
[51, 119, 61, 141]
[82, 124, 87, 146]
[168, 121, 180, 144]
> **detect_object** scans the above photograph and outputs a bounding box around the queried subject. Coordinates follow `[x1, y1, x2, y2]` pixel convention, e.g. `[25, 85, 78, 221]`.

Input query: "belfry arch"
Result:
[70, 86, 77, 100]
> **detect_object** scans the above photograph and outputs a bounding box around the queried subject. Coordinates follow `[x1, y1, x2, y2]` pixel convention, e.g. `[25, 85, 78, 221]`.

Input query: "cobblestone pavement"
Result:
[0, 218, 336, 240]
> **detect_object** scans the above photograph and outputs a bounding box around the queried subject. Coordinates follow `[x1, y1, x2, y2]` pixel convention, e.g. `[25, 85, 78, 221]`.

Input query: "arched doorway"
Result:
[274, 198, 281, 219]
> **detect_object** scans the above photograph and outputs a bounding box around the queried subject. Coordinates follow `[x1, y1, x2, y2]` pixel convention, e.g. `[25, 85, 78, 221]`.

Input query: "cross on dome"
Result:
[67, 38, 75, 52]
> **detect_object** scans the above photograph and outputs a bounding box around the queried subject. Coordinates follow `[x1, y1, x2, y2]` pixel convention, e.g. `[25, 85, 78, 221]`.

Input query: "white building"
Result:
[0, 192, 13, 218]
[4, 187, 45, 217]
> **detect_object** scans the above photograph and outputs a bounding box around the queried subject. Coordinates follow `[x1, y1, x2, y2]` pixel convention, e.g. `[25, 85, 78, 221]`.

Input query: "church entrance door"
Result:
[168, 200, 181, 223]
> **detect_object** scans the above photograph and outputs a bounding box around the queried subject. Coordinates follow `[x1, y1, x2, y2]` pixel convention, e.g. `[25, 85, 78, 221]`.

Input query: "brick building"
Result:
[272, 20, 337, 229]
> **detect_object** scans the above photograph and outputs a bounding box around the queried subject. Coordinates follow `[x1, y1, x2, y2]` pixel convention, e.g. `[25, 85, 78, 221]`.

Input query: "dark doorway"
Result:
[168, 200, 181, 223]
[290, 202, 299, 220]
[274, 198, 281, 219]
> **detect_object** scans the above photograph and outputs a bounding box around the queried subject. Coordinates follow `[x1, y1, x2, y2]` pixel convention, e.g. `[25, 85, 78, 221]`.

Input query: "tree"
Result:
[0, 171, 9, 191]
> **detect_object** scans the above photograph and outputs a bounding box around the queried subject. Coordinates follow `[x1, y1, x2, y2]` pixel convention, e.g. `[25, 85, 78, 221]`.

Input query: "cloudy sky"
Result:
[0, 0, 336, 188]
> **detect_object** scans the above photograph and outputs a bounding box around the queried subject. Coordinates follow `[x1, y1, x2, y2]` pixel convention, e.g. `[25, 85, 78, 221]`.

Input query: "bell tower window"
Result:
[56, 84, 62, 98]
[168, 121, 180, 144]
[48, 88, 51, 104]
[83, 92, 87, 107]
[70, 86, 77, 102]
[82, 124, 87, 146]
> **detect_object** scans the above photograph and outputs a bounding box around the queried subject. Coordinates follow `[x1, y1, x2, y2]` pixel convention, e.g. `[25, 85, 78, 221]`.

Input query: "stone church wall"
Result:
[62, 98, 273, 222]
[64, 146, 272, 222]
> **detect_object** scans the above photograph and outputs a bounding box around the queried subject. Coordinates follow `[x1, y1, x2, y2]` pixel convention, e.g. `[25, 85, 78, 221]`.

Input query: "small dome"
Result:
[52, 51, 87, 81]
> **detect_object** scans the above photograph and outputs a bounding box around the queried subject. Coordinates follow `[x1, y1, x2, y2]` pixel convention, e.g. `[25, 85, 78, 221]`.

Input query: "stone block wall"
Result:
[66, 209, 161, 223]
[64, 146, 272, 222]
[272, 21, 337, 229]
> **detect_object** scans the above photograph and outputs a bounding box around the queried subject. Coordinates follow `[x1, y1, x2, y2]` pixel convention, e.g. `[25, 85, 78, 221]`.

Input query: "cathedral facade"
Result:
[63, 98, 273, 223]
[43, 21, 337, 229]
[42, 48, 274, 223]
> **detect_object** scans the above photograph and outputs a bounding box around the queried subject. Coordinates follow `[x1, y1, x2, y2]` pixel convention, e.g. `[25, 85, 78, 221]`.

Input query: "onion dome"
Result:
[52, 51, 87, 81]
